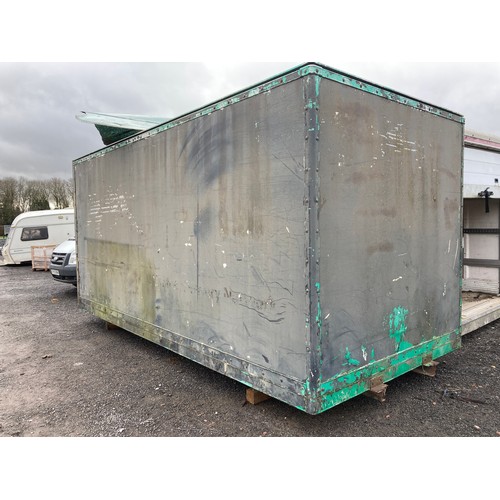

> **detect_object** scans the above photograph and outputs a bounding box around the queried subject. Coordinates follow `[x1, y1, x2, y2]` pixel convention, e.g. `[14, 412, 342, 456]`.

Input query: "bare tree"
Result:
[0, 176, 73, 225]
[16, 177, 31, 213]
[65, 179, 75, 208]
[26, 180, 50, 211]
[48, 177, 70, 208]
[0, 177, 21, 226]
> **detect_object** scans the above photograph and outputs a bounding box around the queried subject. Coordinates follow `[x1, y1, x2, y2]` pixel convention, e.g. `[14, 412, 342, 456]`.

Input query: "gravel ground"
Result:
[1, 256, 499, 439]
[2, 254, 498, 498]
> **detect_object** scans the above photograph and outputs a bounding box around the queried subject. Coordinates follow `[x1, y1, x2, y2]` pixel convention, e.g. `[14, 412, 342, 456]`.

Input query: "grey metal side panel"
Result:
[73, 63, 464, 413]
[317, 80, 463, 380]
[74, 79, 309, 395]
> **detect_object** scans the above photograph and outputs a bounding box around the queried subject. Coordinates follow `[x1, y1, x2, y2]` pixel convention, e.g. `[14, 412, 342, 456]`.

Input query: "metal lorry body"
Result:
[73, 63, 464, 414]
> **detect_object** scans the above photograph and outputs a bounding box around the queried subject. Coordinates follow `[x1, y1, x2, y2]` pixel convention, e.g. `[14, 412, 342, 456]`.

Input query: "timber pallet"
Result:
[31, 245, 56, 271]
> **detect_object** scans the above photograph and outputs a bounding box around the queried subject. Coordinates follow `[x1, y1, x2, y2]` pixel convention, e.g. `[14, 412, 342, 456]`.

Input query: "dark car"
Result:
[49, 238, 77, 286]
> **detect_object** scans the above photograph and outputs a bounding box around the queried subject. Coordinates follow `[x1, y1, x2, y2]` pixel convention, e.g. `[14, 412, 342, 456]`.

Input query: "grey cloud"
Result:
[340, 62, 500, 135]
[1, 61, 499, 181]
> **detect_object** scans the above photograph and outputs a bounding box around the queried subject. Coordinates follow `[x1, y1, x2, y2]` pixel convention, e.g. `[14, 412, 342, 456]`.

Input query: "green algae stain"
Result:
[388, 306, 412, 352]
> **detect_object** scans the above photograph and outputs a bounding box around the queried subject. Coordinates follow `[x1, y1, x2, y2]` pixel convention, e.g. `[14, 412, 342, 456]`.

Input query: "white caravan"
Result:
[2, 208, 74, 265]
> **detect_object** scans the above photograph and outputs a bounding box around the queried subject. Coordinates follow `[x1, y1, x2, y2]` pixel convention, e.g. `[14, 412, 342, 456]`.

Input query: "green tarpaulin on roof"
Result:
[76, 111, 168, 145]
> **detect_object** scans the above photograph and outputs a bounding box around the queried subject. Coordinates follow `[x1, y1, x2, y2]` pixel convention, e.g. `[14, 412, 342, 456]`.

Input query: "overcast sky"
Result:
[1, 2, 498, 489]
[1, 2, 499, 184]
[1, 60, 499, 182]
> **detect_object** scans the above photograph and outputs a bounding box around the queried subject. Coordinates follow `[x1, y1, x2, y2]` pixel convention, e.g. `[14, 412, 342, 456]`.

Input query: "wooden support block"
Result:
[413, 361, 439, 377]
[246, 388, 271, 406]
[363, 383, 388, 403]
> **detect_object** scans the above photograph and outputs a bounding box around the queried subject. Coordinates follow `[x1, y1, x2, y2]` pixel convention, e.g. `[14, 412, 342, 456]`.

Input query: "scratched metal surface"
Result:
[316, 79, 464, 381]
[74, 63, 464, 413]
[74, 78, 309, 385]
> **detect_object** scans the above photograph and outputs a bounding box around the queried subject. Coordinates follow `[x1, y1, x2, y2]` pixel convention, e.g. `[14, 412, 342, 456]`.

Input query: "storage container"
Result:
[73, 63, 464, 414]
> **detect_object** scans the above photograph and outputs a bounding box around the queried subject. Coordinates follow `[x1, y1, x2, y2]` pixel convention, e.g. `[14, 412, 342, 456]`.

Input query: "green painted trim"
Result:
[80, 297, 310, 410]
[73, 71, 300, 165]
[304, 75, 323, 394]
[298, 64, 464, 124]
[299, 329, 461, 414]
[388, 305, 413, 352]
[74, 62, 464, 166]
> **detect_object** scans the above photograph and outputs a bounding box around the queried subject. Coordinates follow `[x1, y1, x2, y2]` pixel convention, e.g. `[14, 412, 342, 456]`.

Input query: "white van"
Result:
[2, 208, 75, 265]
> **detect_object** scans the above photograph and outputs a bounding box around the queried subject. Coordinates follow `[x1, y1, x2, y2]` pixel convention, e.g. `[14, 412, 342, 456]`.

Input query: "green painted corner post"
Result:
[302, 73, 323, 415]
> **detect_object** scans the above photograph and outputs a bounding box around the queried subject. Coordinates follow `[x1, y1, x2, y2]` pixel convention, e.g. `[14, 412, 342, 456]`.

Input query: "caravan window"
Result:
[20, 226, 49, 241]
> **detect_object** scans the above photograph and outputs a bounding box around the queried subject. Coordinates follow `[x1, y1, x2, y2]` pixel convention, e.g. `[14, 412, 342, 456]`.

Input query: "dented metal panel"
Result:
[73, 63, 464, 414]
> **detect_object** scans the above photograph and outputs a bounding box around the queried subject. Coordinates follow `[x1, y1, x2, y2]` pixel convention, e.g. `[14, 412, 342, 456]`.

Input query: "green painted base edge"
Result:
[81, 298, 461, 416]
[303, 330, 461, 414]
[81, 298, 308, 410]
